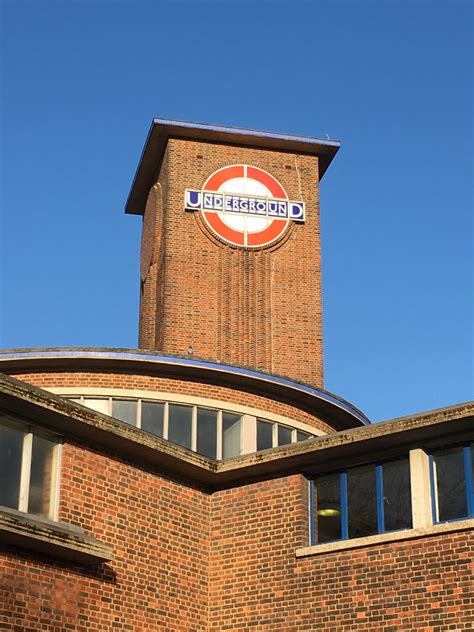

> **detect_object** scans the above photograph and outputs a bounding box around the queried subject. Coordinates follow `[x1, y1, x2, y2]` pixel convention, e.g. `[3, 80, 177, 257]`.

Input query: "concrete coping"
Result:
[0, 505, 114, 566]
[0, 373, 472, 490]
[296, 518, 474, 558]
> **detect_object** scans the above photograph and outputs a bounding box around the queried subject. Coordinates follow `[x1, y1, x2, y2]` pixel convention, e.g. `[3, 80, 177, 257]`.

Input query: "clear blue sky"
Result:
[1, 0, 472, 422]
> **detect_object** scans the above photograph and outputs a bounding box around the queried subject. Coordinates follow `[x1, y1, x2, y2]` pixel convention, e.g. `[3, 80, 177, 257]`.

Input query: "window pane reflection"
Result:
[168, 404, 193, 450]
[347, 465, 377, 538]
[0, 423, 24, 510]
[141, 402, 164, 437]
[28, 435, 55, 518]
[433, 448, 467, 522]
[277, 425, 292, 446]
[382, 459, 412, 531]
[197, 409, 217, 459]
[257, 420, 273, 451]
[315, 474, 341, 543]
[222, 413, 240, 459]
[112, 400, 137, 425]
[297, 430, 311, 442]
[83, 398, 109, 415]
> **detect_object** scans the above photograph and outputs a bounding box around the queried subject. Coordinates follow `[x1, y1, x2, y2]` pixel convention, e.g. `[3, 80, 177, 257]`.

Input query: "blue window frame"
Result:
[430, 444, 474, 524]
[310, 457, 412, 545]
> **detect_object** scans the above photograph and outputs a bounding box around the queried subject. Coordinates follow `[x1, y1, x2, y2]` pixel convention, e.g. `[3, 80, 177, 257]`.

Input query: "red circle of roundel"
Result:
[201, 165, 289, 248]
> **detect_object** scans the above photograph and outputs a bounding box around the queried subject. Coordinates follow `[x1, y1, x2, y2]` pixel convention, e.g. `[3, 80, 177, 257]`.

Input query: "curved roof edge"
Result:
[0, 347, 370, 430]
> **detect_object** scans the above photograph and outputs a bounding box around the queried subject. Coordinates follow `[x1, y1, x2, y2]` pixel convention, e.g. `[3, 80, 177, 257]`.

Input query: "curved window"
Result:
[65, 395, 317, 460]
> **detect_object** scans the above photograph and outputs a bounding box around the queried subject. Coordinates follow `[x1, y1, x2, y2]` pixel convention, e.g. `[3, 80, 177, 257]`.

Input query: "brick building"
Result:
[0, 119, 472, 631]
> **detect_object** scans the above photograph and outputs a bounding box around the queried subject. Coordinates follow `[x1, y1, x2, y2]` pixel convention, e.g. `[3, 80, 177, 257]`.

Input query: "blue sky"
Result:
[0, 0, 472, 422]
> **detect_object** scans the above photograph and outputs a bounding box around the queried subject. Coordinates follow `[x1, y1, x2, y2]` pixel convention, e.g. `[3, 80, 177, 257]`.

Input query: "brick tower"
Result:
[126, 119, 339, 388]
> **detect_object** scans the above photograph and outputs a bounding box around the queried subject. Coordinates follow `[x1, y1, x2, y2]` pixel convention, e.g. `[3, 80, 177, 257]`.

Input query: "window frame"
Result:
[0, 416, 61, 521]
[429, 444, 474, 524]
[309, 456, 412, 546]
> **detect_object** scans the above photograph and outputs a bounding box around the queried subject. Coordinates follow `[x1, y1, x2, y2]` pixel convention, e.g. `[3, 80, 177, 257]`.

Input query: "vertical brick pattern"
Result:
[138, 139, 323, 388]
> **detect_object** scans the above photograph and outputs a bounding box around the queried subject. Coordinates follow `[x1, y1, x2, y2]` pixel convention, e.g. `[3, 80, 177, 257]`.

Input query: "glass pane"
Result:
[111, 399, 137, 425]
[196, 408, 217, 459]
[315, 474, 342, 543]
[382, 459, 412, 531]
[433, 447, 467, 522]
[83, 398, 109, 415]
[168, 404, 193, 450]
[141, 401, 164, 437]
[347, 465, 378, 538]
[257, 420, 273, 451]
[28, 435, 55, 518]
[222, 413, 241, 459]
[0, 423, 24, 510]
[297, 430, 312, 442]
[277, 425, 292, 446]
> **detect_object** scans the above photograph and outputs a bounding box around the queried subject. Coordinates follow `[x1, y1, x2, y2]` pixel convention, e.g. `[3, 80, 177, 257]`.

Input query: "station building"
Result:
[0, 119, 472, 631]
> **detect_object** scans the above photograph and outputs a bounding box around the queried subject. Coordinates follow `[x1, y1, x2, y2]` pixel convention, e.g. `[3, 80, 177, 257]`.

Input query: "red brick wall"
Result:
[0, 440, 210, 632]
[1, 453, 473, 630]
[209, 475, 474, 631]
[138, 139, 324, 388]
[13, 370, 335, 434]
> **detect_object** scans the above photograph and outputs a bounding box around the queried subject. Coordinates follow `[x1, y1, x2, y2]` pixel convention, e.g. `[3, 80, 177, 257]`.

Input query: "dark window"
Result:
[168, 404, 193, 450]
[0, 423, 24, 510]
[0, 418, 58, 519]
[431, 446, 473, 522]
[222, 413, 241, 459]
[297, 430, 312, 442]
[277, 425, 292, 447]
[196, 408, 217, 459]
[257, 420, 273, 451]
[313, 474, 342, 543]
[382, 458, 412, 531]
[347, 465, 378, 538]
[311, 458, 412, 544]
[141, 401, 164, 437]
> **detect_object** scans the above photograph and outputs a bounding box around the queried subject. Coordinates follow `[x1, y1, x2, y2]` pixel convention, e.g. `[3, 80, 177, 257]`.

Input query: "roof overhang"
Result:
[125, 118, 341, 215]
[0, 348, 370, 430]
[0, 373, 472, 492]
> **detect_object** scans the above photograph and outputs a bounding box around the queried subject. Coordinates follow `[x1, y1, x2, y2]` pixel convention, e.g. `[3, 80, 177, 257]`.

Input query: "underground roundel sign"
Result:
[184, 165, 305, 248]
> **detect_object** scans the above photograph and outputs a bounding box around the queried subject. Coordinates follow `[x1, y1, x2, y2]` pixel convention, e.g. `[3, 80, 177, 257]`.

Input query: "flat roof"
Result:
[125, 118, 341, 215]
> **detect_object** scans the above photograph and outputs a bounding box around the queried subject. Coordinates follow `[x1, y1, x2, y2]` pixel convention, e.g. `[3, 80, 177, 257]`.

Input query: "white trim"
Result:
[19, 433, 33, 513]
[47, 387, 325, 437]
[216, 411, 223, 461]
[51, 442, 62, 521]
[191, 406, 197, 453]
[163, 402, 169, 441]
